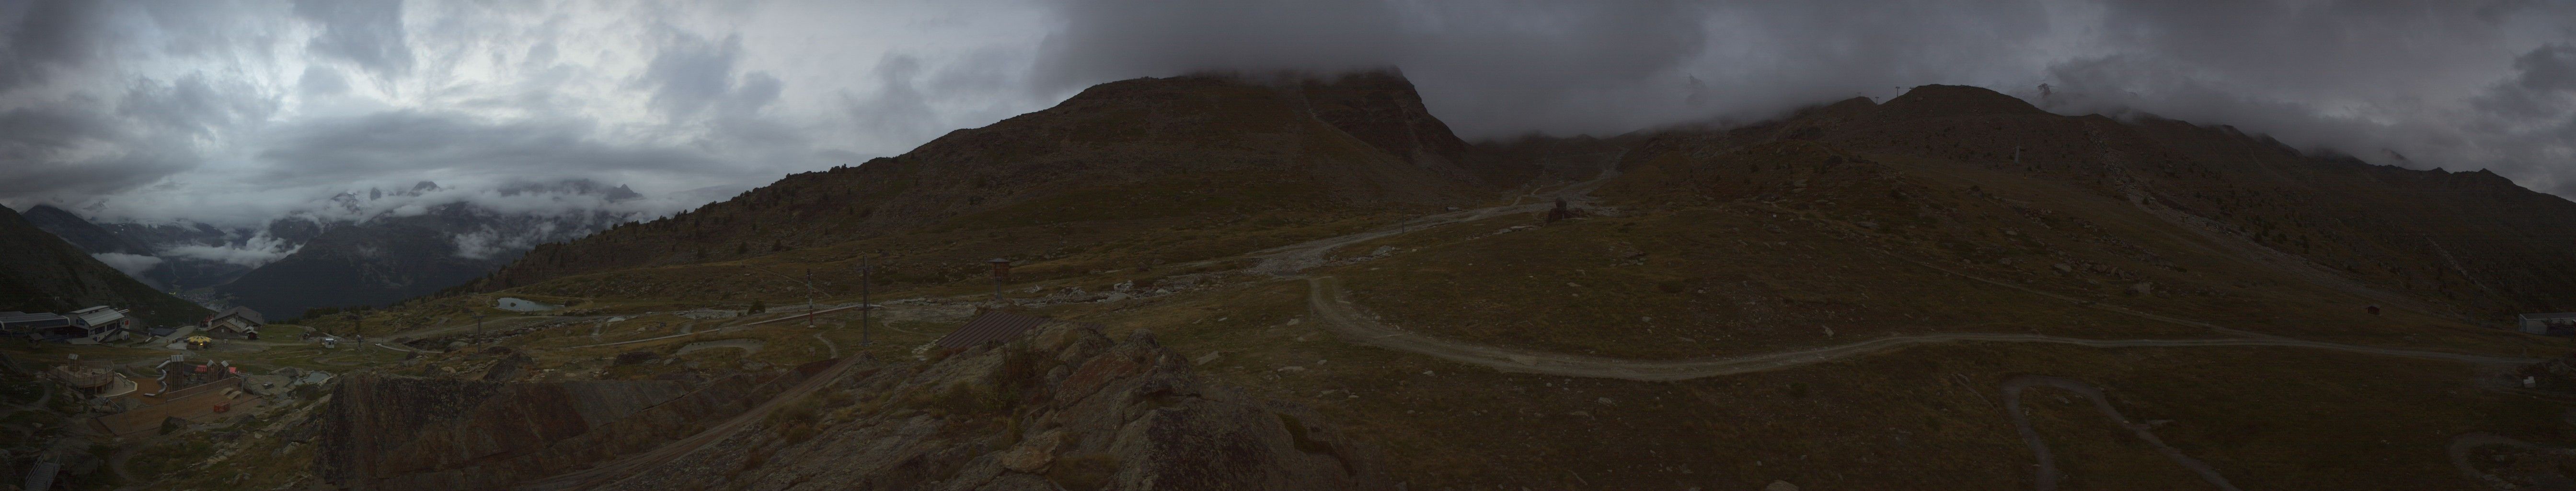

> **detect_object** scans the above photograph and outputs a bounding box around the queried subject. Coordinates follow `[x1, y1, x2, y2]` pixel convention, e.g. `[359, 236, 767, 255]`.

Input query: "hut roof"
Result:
[69, 306, 126, 327]
[210, 306, 265, 326]
[0, 311, 70, 330]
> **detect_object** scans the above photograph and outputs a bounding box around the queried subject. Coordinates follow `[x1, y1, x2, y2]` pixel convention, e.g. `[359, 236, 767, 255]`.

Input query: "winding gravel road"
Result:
[1303, 276, 2533, 382]
[1245, 149, 1625, 275]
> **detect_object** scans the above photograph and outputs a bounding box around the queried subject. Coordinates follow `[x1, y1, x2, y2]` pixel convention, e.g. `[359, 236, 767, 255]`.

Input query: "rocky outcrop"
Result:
[596, 324, 1389, 491]
[316, 370, 804, 490]
[1290, 70, 1471, 170]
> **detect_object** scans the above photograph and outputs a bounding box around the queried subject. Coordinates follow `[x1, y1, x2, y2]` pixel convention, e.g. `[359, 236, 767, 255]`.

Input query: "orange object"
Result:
[212, 403, 230, 413]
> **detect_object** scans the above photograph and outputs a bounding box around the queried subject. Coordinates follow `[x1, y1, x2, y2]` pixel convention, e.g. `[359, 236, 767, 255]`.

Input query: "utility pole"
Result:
[473, 313, 484, 340]
[748, 266, 821, 327]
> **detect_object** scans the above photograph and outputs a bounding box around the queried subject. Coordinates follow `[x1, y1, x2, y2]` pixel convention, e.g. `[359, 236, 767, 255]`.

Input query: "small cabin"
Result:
[2519, 312, 2576, 336]
[205, 306, 265, 336]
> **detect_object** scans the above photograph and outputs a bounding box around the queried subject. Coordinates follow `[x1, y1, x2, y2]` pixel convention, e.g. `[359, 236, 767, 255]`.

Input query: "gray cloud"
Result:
[844, 55, 941, 144]
[254, 110, 729, 186]
[1035, 0, 1409, 89]
[0, 102, 196, 200]
[0, 0, 108, 93]
[637, 29, 750, 119]
[2476, 43, 2576, 118]
[89, 252, 163, 282]
[299, 65, 348, 96]
[118, 73, 280, 139]
[292, 0, 414, 77]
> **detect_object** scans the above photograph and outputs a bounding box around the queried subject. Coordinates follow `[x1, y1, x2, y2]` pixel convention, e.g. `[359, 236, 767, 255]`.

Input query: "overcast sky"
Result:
[1, 0, 2571, 228]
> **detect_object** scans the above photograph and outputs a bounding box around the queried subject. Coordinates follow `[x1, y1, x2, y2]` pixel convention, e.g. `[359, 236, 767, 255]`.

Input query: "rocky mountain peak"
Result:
[1875, 84, 2048, 117]
[1289, 69, 1470, 167]
[1059, 69, 1468, 167]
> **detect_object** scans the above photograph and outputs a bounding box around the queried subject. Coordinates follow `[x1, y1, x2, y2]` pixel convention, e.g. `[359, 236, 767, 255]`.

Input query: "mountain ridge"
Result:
[0, 205, 210, 327]
[1631, 83, 2576, 317]
[459, 70, 1500, 293]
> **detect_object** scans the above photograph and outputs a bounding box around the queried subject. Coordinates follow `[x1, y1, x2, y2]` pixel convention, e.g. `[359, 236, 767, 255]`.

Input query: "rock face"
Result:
[597, 324, 1389, 491]
[1289, 70, 1471, 170]
[315, 371, 802, 490]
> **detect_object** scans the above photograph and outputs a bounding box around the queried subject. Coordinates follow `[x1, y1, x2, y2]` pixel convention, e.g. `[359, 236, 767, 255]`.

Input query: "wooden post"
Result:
[988, 258, 1012, 302]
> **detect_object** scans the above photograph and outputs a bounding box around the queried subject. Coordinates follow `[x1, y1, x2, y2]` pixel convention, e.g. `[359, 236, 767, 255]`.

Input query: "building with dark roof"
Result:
[4, 308, 131, 343]
[933, 310, 1102, 350]
[0, 311, 72, 338]
[205, 306, 265, 335]
[68, 306, 137, 343]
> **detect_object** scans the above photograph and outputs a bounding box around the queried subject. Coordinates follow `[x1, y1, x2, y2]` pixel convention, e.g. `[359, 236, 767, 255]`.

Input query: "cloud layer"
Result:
[0, 0, 2571, 229]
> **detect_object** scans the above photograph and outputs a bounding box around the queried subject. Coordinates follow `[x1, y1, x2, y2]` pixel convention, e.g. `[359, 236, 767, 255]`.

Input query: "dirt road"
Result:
[2003, 375, 2242, 491]
[1244, 150, 1625, 275]
[1303, 277, 2532, 382]
[2449, 433, 2555, 489]
[380, 315, 576, 342]
[1244, 202, 1557, 274]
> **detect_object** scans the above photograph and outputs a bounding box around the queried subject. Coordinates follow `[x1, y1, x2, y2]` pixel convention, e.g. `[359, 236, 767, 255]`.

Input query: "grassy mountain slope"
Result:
[459, 71, 1495, 294]
[1736, 86, 2576, 319]
[0, 205, 209, 327]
